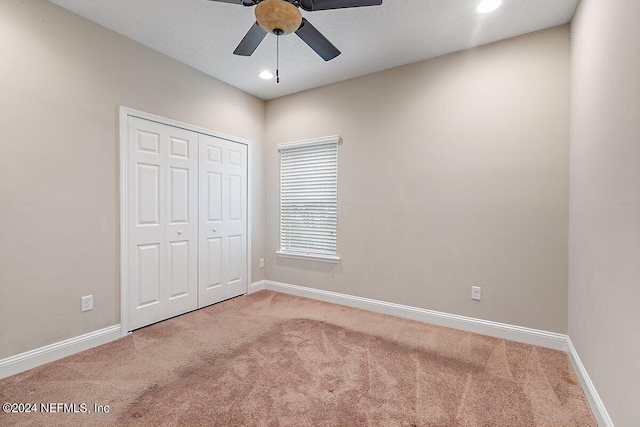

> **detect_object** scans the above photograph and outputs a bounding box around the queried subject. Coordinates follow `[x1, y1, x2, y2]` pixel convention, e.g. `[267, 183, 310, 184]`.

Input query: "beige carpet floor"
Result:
[1, 290, 596, 426]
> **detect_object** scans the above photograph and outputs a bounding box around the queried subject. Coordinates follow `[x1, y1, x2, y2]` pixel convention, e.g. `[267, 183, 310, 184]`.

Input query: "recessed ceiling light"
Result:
[477, 0, 502, 14]
[259, 70, 274, 80]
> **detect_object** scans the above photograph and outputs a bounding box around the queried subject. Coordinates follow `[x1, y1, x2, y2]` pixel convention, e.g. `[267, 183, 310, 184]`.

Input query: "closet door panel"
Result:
[127, 117, 198, 330]
[199, 134, 247, 307]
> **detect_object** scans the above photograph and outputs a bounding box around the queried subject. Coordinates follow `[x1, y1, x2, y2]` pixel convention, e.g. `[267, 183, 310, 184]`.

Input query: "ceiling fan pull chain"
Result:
[276, 34, 280, 84]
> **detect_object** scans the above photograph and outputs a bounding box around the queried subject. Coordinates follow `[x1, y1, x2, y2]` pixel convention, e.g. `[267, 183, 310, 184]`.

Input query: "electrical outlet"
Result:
[471, 286, 482, 301]
[81, 295, 93, 312]
[259, 258, 265, 268]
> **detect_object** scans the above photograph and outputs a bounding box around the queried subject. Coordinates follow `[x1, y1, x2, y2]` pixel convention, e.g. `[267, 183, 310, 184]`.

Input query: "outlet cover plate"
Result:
[471, 286, 482, 301]
[81, 295, 93, 312]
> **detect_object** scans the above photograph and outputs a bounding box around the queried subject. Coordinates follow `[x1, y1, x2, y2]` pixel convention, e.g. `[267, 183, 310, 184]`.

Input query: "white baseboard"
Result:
[263, 280, 567, 350]
[567, 337, 614, 427]
[261, 281, 613, 425]
[2, 283, 610, 427]
[249, 280, 266, 294]
[0, 325, 121, 380]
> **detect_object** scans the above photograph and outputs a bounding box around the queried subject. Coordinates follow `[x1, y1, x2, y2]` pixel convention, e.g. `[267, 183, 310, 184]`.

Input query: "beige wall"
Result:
[569, 0, 640, 425]
[0, 0, 265, 358]
[265, 26, 571, 333]
[4, 2, 636, 419]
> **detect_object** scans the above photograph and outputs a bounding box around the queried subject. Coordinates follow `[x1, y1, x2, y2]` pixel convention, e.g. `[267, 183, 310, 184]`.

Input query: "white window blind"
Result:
[278, 136, 340, 262]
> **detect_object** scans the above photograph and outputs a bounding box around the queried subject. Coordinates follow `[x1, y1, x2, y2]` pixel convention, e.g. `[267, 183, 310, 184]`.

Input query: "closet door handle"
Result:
[212, 228, 217, 233]
[177, 230, 183, 235]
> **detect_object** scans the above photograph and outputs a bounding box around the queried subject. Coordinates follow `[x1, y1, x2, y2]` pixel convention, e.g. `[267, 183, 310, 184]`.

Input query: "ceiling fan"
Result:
[207, 0, 383, 62]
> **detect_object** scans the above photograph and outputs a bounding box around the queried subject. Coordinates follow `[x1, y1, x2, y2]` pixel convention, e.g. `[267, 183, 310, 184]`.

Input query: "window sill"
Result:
[276, 250, 341, 264]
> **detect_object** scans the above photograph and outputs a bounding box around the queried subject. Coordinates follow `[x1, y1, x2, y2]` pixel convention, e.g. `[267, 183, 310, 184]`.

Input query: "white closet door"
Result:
[199, 134, 248, 307]
[127, 117, 198, 330]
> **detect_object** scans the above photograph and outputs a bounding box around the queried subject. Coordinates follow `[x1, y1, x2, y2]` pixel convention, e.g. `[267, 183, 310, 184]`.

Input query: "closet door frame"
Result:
[119, 107, 253, 337]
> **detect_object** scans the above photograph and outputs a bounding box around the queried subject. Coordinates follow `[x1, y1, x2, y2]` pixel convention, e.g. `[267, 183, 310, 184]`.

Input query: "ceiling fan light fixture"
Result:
[255, 0, 302, 35]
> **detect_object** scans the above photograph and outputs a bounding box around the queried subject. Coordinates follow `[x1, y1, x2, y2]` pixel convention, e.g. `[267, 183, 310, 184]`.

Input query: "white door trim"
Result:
[119, 106, 252, 338]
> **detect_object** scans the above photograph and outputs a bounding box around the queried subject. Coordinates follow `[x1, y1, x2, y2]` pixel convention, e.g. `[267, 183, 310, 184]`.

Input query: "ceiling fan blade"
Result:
[299, 0, 382, 12]
[233, 22, 267, 56]
[206, 0, 255, 5]
[206, 0, 243, 4]
[295, 18, 341, 61]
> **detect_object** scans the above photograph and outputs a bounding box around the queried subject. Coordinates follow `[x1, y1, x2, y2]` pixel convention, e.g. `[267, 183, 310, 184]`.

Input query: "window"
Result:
[277, 136, 340, 263]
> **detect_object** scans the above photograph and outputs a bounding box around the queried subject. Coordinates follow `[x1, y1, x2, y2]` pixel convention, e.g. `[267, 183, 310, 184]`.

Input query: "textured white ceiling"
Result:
[48, 0, 578, 100]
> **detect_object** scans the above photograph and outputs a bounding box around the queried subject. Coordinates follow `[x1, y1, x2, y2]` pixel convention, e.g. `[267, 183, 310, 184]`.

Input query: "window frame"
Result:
[276, 135, 341, 263]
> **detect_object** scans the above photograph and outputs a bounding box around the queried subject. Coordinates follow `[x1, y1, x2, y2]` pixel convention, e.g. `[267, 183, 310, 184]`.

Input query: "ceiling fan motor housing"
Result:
[255, 0, 302, 35]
